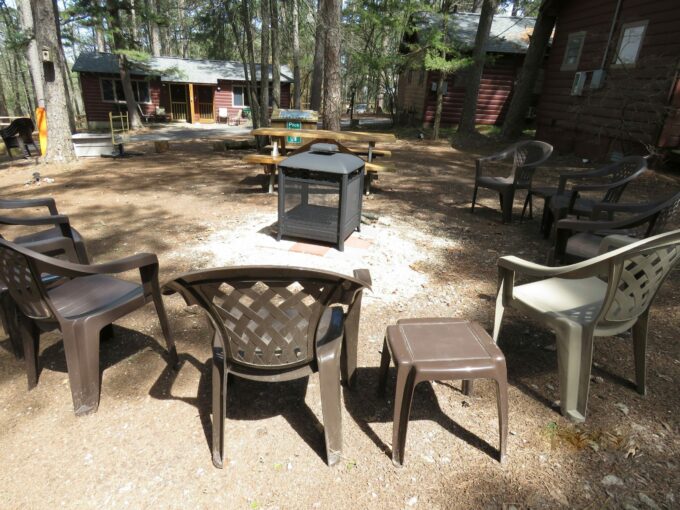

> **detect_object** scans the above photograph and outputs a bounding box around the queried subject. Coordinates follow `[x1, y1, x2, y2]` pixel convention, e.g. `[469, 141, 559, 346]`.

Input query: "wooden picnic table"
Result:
[251, 127, 396, 160]
[246, 127, 397, 194]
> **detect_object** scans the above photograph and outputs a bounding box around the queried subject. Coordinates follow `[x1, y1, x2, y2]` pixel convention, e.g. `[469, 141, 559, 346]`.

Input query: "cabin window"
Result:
[100, 78, 151, 104]
[561, 31, 586, 71]
[613, 21, 648, 66]
[233, 85, 274, 107]
[233, 86, 248, 107]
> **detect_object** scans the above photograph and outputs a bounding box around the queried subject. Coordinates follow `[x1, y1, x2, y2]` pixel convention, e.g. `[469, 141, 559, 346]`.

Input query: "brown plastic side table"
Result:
[378, 318, 508, 466]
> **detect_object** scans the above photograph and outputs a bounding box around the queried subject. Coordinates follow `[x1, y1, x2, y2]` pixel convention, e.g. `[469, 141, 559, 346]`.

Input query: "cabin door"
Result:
[195, 86, 215, 122]
[169, 84, 189, 122]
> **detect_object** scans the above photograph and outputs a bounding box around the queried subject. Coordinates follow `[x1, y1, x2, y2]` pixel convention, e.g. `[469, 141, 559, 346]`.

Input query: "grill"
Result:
[277, 143, 365, 251]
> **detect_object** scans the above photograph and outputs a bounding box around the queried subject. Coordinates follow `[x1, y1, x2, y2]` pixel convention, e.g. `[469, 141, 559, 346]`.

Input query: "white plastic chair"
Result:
[493, 229, 680, 422]
[217, 107, 229, 124]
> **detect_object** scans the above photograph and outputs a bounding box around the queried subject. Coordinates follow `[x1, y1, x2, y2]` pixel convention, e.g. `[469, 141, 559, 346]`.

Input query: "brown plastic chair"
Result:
[0, 197, 90, 358]
[0, 118, 39, 159]
[378, 318, 508, 466]
[550, 191, 680, 265]
[470, 140, 553, 223]
[494, 230, 680, 422]
[0, 238, 178, 416]
[162, 266, 371, 468]
[543, 156, 647, 237]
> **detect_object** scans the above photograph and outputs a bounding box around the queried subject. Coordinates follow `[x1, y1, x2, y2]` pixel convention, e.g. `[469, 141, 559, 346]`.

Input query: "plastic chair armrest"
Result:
[35, 253, 158, 279]
[0, 197, 58, 214]
[0, 213, 71, 227]
[352, 268, 372, 289]
[591, 201, 656, 218]
[498, 255, 609, 280]
[315, 307, 345, 361]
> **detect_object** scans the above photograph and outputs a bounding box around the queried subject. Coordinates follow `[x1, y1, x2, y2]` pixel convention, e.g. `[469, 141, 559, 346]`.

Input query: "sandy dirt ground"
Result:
[0, 133, 678, 510]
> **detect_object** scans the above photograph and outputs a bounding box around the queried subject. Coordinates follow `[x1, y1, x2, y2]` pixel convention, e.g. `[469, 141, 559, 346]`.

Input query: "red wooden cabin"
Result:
[73, 53, 292, 129]
[535, 0, 680, 160]
[397, 13, 539, 127]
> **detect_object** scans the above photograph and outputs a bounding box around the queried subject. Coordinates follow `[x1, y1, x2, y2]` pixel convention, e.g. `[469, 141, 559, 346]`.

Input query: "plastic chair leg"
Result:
[462, 379, 474, 396]
[18, 313, 40, 389]
[211, 340, 226, 469]
[501, 190, 515, 223]
[470, 185, 478, 213]
[492, 287, 505, 344]
[151, 290, 179, 368]
[377, 337, 391, 397]
[495, 376, 508, 463]
[317, 342, 343, 467]
[61, 321, 102, 416]
[391, 364, 417, 466]
[0, 292, 23, 359]
[520, 192, 531, 223]
[341, 297, 362, 388]
[632, 312, 649, 396]
[555, 323, 594, 423]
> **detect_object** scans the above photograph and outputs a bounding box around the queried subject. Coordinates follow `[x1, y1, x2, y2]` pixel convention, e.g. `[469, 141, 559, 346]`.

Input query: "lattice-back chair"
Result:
[494, 229, 680, 422]
[0, 238, 177, 416]
[471, 140, 553, 223]
[163, 266, 371, 468]
[544, 156, 647, 236]
[0, 117, 39, 159]
[551, 191, 680, 264]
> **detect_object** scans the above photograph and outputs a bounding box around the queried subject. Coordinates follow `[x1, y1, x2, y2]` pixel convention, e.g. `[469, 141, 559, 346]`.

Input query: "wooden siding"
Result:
[81, 74, 291, 124]
[80, 73, 160, 123]
[535, 0, 680, 159]
[421, 55, 521, 126]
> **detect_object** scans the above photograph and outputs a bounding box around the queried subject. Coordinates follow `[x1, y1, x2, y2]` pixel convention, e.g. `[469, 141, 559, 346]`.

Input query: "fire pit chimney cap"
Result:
[310, 143, 339, 154]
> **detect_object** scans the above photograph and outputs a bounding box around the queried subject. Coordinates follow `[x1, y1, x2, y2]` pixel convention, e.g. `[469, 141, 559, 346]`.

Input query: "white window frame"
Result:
[561, 31, 586, 71]
[232, 85, 247, 107]
[100, 78, 152, 104]
[612, 20, 648, 67]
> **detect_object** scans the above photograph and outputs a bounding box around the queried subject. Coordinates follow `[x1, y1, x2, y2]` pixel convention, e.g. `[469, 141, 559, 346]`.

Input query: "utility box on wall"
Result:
[571, 71, 587, 96]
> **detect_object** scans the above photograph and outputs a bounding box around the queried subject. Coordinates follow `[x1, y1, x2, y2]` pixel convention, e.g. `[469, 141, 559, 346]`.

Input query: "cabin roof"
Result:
[72, 52, 294, 84]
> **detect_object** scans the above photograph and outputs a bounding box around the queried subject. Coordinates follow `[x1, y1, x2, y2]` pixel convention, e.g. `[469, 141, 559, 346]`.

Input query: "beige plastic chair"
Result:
[217, 107, 229, 124]
[493, 229, 680, 422]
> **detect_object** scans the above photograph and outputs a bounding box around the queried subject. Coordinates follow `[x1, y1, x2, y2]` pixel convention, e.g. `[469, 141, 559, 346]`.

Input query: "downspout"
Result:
[601, 0, 624, 68]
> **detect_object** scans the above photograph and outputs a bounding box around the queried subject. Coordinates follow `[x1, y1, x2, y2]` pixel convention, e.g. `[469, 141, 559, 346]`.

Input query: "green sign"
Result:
[286, 121, 302, 144]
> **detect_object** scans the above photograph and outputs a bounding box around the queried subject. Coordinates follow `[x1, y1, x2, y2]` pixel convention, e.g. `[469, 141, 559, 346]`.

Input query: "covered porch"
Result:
[163, 83, 217, 123]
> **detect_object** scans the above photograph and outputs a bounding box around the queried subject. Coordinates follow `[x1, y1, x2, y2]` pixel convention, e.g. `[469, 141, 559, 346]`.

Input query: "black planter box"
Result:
[277, 144, 365, 251]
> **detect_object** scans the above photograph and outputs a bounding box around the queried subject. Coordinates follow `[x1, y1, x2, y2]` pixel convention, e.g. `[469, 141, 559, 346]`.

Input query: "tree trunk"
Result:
[321, 0, 342, 130]
[432, 72, 446, 140]
[17, 0, 45, 108]
[292, 0, 301, 108]
[501, 0, 557, 140]
[33, 0, 76, 162]
[270, 0, 280, 109]
[259, 0, 270, 127]
[95, 0, 107, 52]
[147, 0, 161, 56]
[0, 74, 8, 116]
[106, 0, 142, 129]
[130, 0, 139, 47]
[457, 0, 498, 134]
[511, 0, 520, 16]
[178, 0, 188, 57]
[309, 0, 324, 112]
[240, 0, 261, 128]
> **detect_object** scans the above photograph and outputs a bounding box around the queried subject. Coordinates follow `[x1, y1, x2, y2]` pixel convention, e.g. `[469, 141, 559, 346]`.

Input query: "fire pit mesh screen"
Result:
[282, 171, 341, 241]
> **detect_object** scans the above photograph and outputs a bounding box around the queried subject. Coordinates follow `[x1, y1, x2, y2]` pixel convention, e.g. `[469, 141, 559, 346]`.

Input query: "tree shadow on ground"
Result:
[149, 353, 328, 463]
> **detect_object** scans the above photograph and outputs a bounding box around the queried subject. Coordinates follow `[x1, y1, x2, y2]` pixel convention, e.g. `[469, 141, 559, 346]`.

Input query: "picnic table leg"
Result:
[266, 165, 276, 194]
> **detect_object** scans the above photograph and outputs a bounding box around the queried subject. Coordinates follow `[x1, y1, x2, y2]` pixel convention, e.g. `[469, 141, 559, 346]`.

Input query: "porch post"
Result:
[188, 83, 195, 123]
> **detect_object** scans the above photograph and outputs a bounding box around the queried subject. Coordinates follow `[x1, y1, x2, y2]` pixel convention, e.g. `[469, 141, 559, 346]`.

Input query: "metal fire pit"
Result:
[277, 143, 365, 251]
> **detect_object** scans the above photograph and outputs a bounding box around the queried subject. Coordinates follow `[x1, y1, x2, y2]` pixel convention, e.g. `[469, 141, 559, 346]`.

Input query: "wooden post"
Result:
[188, 83, 194, 123]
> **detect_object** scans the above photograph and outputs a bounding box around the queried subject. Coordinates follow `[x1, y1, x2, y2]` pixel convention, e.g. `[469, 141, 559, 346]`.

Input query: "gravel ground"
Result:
[0, 134, 678, 510]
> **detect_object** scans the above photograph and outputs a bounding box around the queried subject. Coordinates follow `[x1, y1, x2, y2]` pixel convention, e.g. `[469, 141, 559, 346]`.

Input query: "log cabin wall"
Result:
[536, 0, 680, 160]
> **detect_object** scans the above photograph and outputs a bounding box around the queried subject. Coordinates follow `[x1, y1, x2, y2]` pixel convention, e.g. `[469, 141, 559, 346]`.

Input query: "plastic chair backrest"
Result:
[602, 156, 646, 203]
[218, 108, 228, 118]
[0, 241, 53, 320]
[165, 267, 367, 371]
[512, 140, 553, 186]
[604, 231, 680, 323]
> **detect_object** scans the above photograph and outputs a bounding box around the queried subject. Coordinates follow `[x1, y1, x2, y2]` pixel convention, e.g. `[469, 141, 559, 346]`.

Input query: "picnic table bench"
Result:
[245, 127, 396, 194]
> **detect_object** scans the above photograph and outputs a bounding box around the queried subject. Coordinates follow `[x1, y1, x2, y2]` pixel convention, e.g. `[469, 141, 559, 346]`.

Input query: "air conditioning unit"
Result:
[590, 69, 606, 89]
[571, 71, 587, 96]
